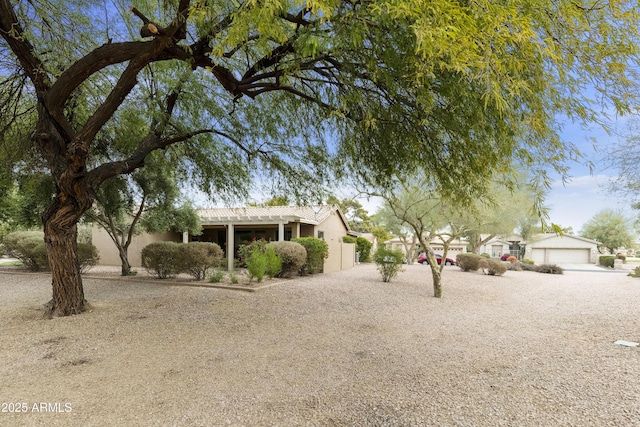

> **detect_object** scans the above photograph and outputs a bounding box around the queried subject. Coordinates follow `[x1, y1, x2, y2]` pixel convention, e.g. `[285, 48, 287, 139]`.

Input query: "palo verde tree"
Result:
[86, 152, 201, 276]
[1, 1, 639, 315]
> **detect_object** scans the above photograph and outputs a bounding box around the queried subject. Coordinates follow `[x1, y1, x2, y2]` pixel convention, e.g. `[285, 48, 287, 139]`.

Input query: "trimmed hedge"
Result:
[599, 255, 616, 268]
[267, 241, 307, 277]
[456, 253, 483, 272]
[3, 230, 98, 272]
[482, 259, 507, 276]
[141, 242, 182, 279]
[178, 242, 223, 280]
[293, 237, 329, 274]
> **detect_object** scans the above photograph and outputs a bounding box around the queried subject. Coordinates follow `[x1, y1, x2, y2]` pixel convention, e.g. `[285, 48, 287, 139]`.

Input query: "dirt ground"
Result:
[1, 264, 639, 426]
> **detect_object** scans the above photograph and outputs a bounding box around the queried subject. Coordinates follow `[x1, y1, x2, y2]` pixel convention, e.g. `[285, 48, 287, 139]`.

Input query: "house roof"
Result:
[197, 205, 348, 228]
[529, 233, 600, 246]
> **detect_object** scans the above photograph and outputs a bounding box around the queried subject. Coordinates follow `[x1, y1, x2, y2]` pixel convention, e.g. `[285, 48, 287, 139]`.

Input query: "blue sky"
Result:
[545, 117, 636, 233]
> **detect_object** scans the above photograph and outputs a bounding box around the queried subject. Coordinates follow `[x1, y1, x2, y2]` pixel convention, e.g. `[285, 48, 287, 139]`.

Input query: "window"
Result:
[317, 230, 325, 240]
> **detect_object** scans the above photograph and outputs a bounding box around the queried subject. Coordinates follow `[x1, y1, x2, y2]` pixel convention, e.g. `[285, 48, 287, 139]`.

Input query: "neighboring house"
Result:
[385, 236, 467, 260]
[478, 238, 512, 258]
[93, 205, 357, 273]
[524, 234, 600, 264]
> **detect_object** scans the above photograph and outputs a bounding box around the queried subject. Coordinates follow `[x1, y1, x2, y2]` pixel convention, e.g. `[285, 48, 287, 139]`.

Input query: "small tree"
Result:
[580, 209, 636, 254]
[373, 247, 405, 283]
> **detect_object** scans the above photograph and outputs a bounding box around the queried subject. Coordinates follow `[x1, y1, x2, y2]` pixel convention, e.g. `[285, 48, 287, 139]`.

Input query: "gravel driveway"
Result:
[1, 264, 639, 426]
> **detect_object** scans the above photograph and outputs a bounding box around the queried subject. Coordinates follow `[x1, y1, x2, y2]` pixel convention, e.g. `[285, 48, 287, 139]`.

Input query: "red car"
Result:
[417, 253, 455, 266]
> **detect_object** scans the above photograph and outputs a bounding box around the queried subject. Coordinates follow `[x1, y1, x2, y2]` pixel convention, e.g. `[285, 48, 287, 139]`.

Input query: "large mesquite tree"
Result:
[1, 0, 639, 315]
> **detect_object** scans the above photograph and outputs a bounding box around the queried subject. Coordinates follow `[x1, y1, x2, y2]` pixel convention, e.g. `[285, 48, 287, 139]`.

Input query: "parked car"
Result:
[417, 252, 455, 266]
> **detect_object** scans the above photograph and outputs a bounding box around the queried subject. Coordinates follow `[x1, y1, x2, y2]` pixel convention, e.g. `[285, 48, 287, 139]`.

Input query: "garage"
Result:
[548, 248, 590, 264]
[526, 234, 599, 265]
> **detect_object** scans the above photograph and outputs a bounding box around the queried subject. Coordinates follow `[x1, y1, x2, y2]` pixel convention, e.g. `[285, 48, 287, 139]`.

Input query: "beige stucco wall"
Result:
[315, 211, 354, 273]
[92, 225, 182, 267]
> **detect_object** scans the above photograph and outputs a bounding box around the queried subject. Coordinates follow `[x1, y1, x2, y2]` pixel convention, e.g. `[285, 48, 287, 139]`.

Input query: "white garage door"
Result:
[547, 249, 590, 264]
[531, 249, 546, 264]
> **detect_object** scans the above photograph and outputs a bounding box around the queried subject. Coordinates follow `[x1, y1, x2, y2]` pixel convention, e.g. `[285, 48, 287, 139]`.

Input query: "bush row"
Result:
[2, 230, 99, 272]
[238, 238, 328, 278]
[141, 241, 223, 279]
[456, 253, 563, 275]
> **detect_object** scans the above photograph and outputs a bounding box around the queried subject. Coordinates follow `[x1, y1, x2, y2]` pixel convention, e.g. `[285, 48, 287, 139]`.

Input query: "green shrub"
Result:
[356, 237, 373, 262]
[178, 242, 223, 280]
[293, 237, 329, 274]
[141, 242, 182, 279]
[536, 263, 564, 274]
[264, 245, 282, 278]
[268, 241, 307, 277]
[237, 238, 269, 266]
[373, 247, 404, 282]
[2, 231, 49, 271]
[599, 255, 616, 268]
[208, 270, 225, 283]
[246, 250, 268, 282]
[77, 242, 100, 273]
[483, 259, 507, 276]
[522, 258, 535, 265]
[480, 253, 490, 258]
[229, 272, 238, 284]
[342, 236, 357, 244]
[456, 253, 483, 272]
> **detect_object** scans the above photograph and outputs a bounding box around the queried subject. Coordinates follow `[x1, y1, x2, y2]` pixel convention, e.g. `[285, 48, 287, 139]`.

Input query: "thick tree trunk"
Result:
[43, 210, 86, 317]
[118, 245, 132, 276]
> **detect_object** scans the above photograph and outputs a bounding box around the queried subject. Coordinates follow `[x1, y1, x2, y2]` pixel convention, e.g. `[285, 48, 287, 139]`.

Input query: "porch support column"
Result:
[278, 221, 285, 241]
[182, 231, 189, 243]
[227, 222, 235, 271]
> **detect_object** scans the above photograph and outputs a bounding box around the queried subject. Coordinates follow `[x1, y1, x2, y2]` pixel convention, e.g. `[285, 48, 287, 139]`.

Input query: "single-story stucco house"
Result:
[525, 234, 600, 264]
[478, 238, 512, 258]
[384, 236, 467, 259]
[92, 205, 357, 273]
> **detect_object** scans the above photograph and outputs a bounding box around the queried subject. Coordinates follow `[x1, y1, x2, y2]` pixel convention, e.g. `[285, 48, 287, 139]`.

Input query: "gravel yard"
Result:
[1, 263, 639, 426]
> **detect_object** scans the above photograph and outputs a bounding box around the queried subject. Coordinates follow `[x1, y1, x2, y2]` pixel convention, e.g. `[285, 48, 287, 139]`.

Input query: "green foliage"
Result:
[77, 242, 100, 273]
[229, 272, 239, 284]
[580, 209, 635, 254]
[293, 237, 329, 274]
[179, 242, 224, 281]
[480, 253, 491, 258]
[264, 246, 282, 278]
[238, 239, 269, 266]
[2, 231, 48, 271]
[267, 241, 307, 277]
[482, 259, 507, 276]
[208, 270, 225, 283]
[522, 258, 535, 265]
[456, 253, 483, 272]
[599, 255, 616, 268]
[342, 236, 357, 244]
[246, 250, 268, 283]
[373, 247, 405, 283]
[141, 242, 182, 279]
[356, 237, 373, 263]
[536, 264, 564, 275]
[627, 266, 640, 278]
